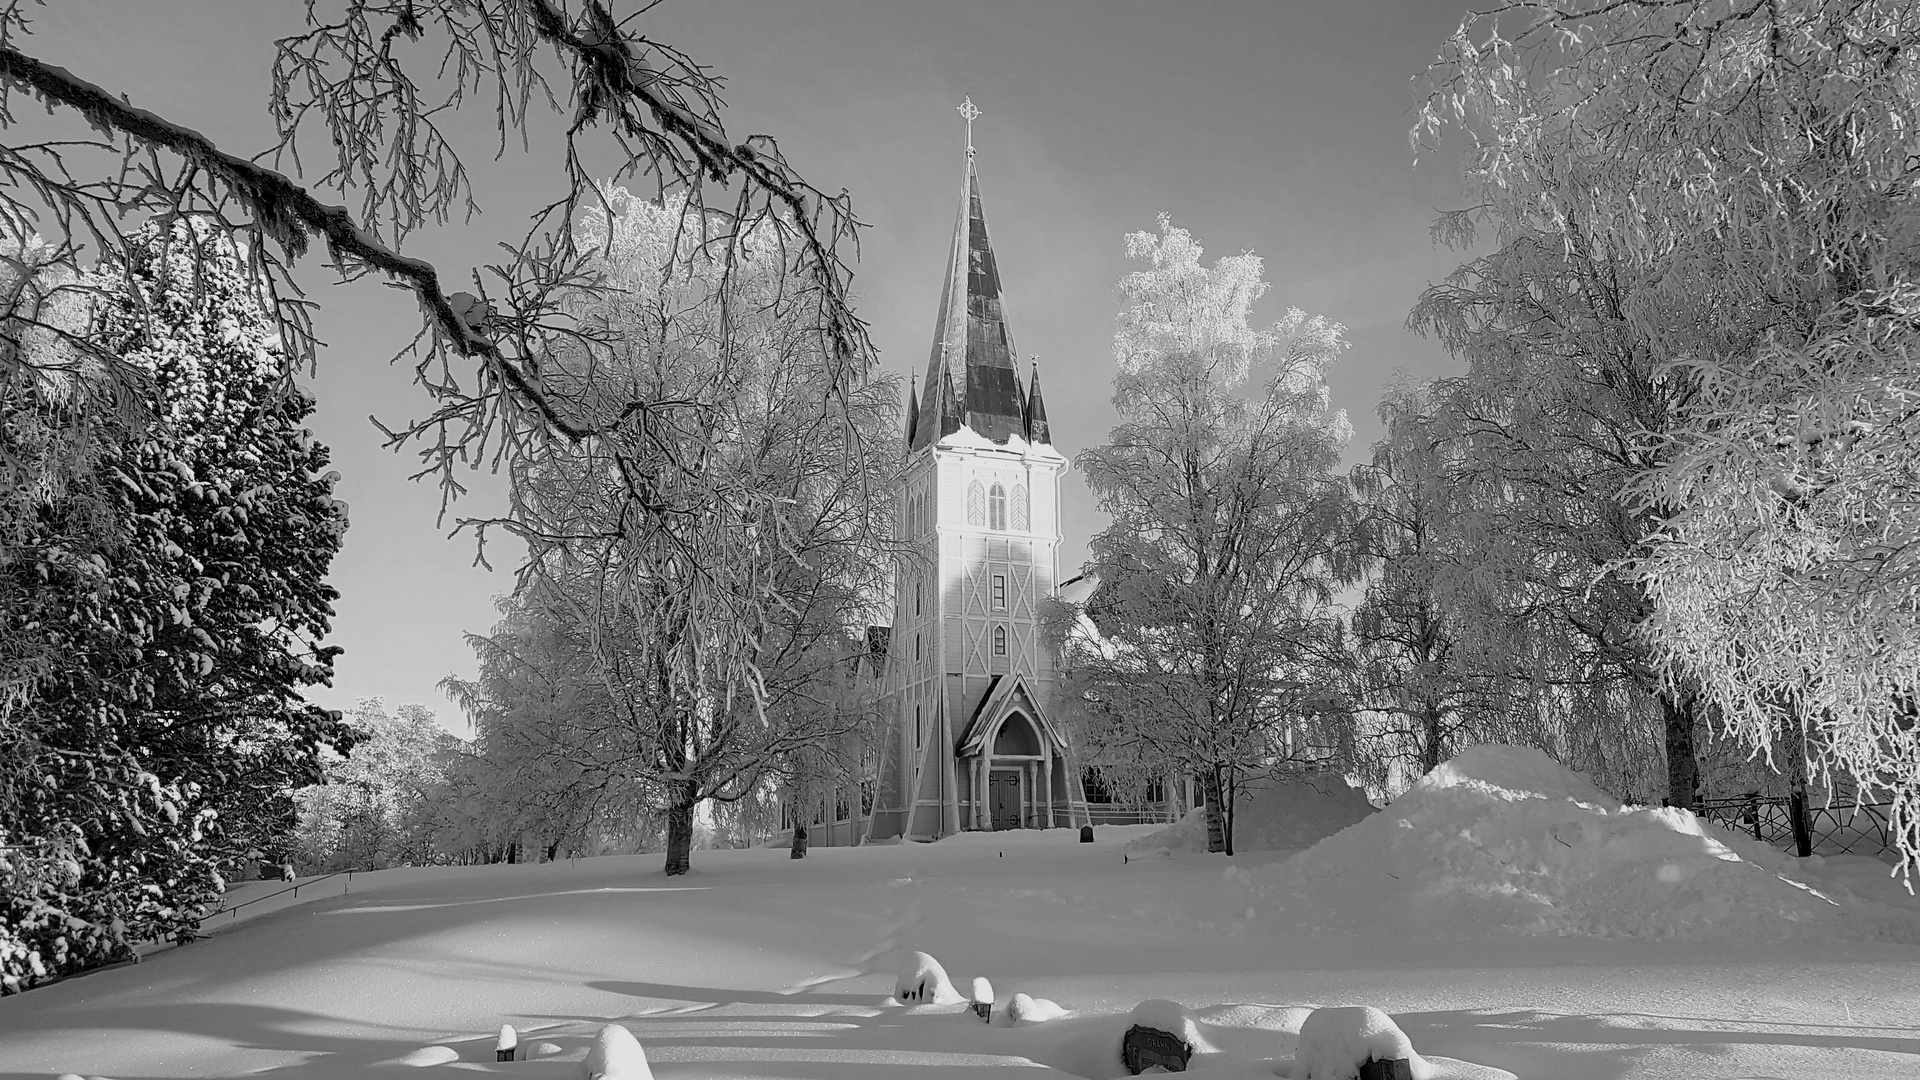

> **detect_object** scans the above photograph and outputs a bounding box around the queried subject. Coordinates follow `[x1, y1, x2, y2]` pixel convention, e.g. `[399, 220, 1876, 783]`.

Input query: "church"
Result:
[787, 101, 1097, 845]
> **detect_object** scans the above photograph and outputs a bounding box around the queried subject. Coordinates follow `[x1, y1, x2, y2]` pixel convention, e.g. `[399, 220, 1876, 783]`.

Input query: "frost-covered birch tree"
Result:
[1346, 386, 1518, 784]
[1060, 217, 1358, 856]
[463, 190, 892, 876]
[1404, 231, 1684, 805]
[441, 587, 664, 862]
[1419, 0, 1920, 867]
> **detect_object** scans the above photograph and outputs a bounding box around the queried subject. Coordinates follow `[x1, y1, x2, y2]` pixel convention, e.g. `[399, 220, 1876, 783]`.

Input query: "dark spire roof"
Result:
[904, 372, 920, 446]
[911, 147, 1028, 450]
[1024, 358, 1051, 446]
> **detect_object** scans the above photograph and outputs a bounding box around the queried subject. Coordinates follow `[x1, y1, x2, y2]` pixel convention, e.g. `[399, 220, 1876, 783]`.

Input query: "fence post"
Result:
[1789, 790, 1813, 858]
[1747, 794, 1763, 841]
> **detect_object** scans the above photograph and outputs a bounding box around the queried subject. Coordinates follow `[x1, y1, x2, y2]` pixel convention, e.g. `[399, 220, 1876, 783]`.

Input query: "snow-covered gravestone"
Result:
[972, 977, 994, 1021]
[1293, 1006, 1427, 1080]
[496, 1023, 517, 1062]
[893, 950, 964, 1004]
[1122, 999, 1200, 1074]
[583, 1023, 653, 1080]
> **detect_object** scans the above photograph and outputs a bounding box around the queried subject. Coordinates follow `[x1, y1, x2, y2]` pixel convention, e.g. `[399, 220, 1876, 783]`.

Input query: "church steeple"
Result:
[911, 98, 1029, 451]
[904, 372, 920, 445]
[1024, 357, 1051, 446]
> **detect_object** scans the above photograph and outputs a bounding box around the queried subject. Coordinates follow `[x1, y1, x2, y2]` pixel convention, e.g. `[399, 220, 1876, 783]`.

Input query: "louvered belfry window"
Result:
[1012, 484, 1029, 531]
[967, 480, 985, 526]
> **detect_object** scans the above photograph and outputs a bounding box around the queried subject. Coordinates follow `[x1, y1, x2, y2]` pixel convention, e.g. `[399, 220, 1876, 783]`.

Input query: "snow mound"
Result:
[1005, 991, 1068, 1024]
[892, 950, 965, 1004]
[583, 1023, 652, 1080]
[398, 1045, 458, 1066]
[1128, 773, 1375, 854]
[1244, 744, 1915, 942]
[1416, 744, 1618, 807]
[1292, 1006, 1430, 1080]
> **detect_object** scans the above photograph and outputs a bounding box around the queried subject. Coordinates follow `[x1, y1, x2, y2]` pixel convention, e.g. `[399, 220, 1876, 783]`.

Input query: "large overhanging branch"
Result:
[0, 0, 871, 444]
[0, 42, 584, 437]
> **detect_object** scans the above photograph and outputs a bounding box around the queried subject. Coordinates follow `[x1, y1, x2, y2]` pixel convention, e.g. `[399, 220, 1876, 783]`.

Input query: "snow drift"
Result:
[1244, 745, 1918, 942]
[1127, 772, 1376, 854]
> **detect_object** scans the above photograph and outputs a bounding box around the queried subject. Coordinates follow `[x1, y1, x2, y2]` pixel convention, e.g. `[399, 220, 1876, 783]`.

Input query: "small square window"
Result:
[991, 574, 1006, 610]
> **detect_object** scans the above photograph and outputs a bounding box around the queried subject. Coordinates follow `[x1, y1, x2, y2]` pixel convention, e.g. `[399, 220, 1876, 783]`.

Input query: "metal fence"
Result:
[1695, 791, 1898, 859]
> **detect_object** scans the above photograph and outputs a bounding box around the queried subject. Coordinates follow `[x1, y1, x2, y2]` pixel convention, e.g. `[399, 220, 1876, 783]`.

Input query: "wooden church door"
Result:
[989, 769, 1021, 830]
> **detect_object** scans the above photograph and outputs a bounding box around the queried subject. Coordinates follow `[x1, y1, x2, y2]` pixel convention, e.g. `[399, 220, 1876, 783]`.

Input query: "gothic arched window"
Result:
[988, 483, 1007, 531]
[992, 625, 1008, 656]
[1011, 484, 1029, 532]
[967, 480, 985, 526]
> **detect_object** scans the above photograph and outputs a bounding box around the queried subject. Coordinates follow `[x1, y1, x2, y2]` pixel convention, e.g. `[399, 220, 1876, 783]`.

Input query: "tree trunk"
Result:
[1663, 687, 1701, 809]
[663, 782, 697, 876]
[1420, 703, 1446, 776]
[1202, 767, 1228, 854]
[1222, 769, 1236, 857]
[790, 824, 809, 859]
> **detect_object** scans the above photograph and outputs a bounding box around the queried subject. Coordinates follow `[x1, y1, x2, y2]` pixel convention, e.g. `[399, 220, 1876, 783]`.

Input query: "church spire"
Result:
[911, 97, 1028, 450]
[1025, 357, 1051, 446]
[904, 372, 920, 446]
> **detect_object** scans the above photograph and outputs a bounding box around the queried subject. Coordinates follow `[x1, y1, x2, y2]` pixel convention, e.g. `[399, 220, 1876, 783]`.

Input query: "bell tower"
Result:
[866, 99, 1088, 842]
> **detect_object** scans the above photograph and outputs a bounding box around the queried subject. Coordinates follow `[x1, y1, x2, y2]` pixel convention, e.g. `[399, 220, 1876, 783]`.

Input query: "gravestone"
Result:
[1080, 825, 1094, 843]
[495, 1023, 516, 1062]
[1358, 1057, 1414, 1080]
[1122, 1024, 1192, 1074]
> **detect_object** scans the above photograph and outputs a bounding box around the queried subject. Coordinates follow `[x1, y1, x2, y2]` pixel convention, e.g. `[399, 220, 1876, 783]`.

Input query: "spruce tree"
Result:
[0, 218, 350, 991]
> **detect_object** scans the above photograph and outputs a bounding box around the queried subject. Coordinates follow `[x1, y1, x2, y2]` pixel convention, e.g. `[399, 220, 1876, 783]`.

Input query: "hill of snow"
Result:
[1241, 744, 1920, 942]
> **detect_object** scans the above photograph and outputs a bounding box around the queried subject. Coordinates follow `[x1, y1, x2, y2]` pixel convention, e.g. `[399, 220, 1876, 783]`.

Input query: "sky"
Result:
[27, 1, 1480, 734]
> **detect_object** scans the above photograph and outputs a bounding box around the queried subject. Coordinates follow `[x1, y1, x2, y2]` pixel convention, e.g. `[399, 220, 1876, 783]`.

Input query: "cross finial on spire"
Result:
[958, 96, 980, 160]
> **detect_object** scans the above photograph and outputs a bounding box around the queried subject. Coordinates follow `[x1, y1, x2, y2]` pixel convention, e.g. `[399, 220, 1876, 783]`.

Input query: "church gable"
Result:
[956, 672, 1067, 759]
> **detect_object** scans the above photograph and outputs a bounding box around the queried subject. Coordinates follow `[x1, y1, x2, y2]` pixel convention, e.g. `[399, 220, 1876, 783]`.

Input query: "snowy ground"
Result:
[5, 759, 1920, 1078]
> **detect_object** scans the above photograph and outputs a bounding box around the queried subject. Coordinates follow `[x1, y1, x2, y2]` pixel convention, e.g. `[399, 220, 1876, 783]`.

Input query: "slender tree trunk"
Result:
[1663, 686, 1701, 809]
[663, 780, 698, 876]
[1202, 767, 1228, 854]
[1222, 768, 1236, 857]
[1421, 702, 1446, 776]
